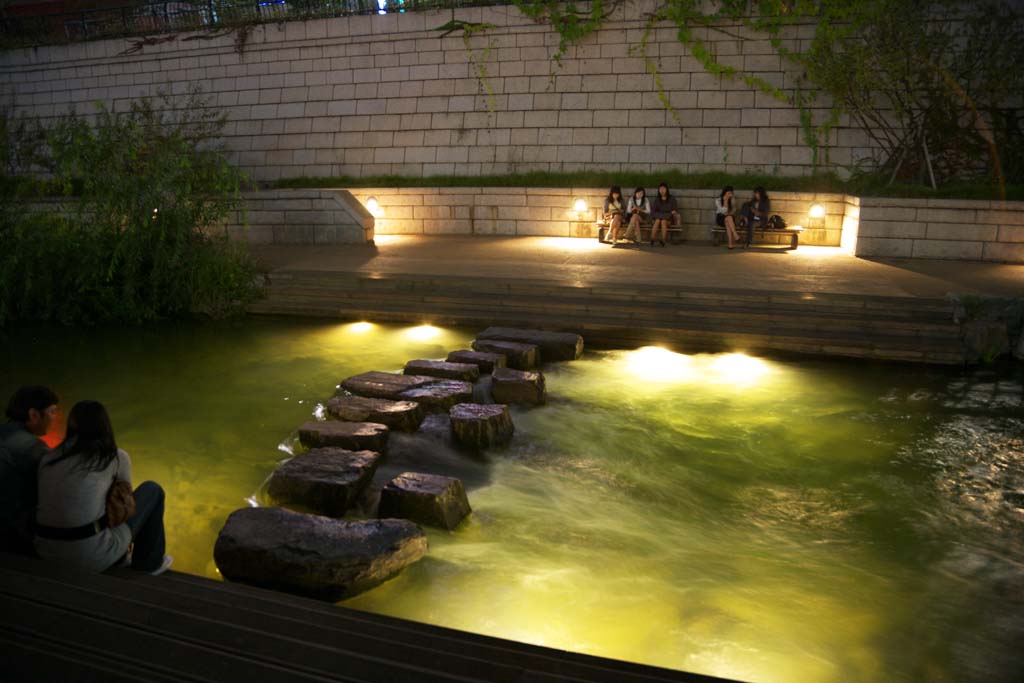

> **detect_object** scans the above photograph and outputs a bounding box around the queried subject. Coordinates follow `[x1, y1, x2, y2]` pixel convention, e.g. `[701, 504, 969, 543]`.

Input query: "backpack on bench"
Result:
[767, 214, 787, 230]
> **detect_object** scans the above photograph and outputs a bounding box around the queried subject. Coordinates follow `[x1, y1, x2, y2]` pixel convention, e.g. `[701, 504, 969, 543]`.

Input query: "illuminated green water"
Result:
[2, 319, 1022, 683]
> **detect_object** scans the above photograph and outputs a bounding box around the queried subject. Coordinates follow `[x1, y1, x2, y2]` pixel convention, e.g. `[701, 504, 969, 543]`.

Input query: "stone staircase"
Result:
[249, 270, 967, 364]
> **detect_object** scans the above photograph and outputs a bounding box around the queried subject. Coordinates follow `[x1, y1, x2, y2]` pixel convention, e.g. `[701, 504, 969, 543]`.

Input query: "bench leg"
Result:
[790, 234, 798, 250]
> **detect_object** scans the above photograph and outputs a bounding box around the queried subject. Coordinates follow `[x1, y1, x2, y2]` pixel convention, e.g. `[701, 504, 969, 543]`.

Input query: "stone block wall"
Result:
[226, 189, 373, 244]
[348, 187, 848, 245]
[0, 2, 871, 182]
[855, 198, 1024, 263]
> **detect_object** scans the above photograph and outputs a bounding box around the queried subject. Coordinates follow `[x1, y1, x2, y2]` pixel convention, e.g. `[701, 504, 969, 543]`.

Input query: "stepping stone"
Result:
[491, 367, 546, 405]
[326, 395, 424, 432]
[214, 507, 427, 601]
[298, 420, 389, 452]
[397, 379, 474, 411]
[404, 359, 480, 382]
[446, 349, 507, 374]
[340, 371, 436, 400]
[477, 326, 584, 361]
[471, 339, 538, 370]
[267, 448, 381, 517]
[378, 472, 472, 531]
[450, 403, 514, 449]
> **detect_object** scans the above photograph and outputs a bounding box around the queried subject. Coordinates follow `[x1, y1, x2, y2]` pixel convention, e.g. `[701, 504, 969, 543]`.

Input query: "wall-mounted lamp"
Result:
[365, 196, 383, 218]
[809, 204, 826, 219]
[573, 198, 588, 212]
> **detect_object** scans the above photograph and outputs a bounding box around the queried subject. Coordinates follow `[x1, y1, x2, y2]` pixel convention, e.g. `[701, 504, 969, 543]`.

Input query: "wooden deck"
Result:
[0, 552, 736, 683]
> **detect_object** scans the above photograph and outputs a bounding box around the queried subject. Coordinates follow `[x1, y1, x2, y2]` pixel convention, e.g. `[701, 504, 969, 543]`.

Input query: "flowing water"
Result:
[2, 318, 1022, 683]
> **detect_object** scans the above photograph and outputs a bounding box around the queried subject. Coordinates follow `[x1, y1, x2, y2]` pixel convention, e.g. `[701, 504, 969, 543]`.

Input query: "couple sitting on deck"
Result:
[603, 182, 679, 247]
[0, 386, 171, 575]
[715, 185, 772, 249]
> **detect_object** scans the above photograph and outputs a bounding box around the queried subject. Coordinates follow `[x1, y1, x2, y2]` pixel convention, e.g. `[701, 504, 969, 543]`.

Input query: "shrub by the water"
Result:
[0, 89, 258, 325]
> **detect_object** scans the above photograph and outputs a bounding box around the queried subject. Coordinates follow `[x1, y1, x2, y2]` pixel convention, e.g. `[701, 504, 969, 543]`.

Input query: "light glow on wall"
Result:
[809, 204, 826, 219]
[573, 198, 588, 212]
[365, 196, 383, 217]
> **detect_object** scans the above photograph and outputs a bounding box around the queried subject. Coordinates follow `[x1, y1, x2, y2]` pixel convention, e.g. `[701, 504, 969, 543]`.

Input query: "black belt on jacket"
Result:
[34, 515, 110, 541]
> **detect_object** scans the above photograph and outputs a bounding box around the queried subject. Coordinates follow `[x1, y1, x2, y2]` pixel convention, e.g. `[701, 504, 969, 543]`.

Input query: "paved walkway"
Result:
[251, 236, 1024, 300]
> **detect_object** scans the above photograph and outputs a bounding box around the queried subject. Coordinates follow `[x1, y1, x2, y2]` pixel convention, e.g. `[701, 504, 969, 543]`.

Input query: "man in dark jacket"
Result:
[0, 385, 59, 556]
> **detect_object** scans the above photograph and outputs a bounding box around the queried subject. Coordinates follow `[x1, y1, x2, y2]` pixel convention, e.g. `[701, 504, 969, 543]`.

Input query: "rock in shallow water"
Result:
[326, 395, 424, 432]
[397, 379, 473, 411]
[450, 403, 514, 449]
[267, 448, 381, 517]
[491, 367, 546, 405]
[378, 472, 472, 531]
[298, 420, 389, 452]
[404, 359, 480, 382]
[214, 507, 427, 600]
[471, 339, 538, 370]
[476, 326, 584, 361]
[446, 349, 507, 374]
[340, 371, 436, 400]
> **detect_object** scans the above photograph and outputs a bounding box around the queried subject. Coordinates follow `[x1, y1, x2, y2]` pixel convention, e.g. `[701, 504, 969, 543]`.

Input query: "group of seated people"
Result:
[602, 183, 772, 250]
[0, 386, 171, 575]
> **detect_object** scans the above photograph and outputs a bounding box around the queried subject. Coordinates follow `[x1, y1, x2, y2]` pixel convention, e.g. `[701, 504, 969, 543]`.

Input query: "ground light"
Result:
[709, 353, 770, 385]
[626, 346, 693, 382]
[347, 321, 374, 333]
[405, 324, 441, 341]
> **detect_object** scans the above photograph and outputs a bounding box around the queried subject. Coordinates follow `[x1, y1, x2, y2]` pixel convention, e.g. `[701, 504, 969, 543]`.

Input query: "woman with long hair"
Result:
[603, 185, 626, 243]
[649, 182, 678, 247]
[740, 186, 771, 246]
[715, 185, 740, 249]
[34, 400, 171, 574]
[624, 187, 650, 245]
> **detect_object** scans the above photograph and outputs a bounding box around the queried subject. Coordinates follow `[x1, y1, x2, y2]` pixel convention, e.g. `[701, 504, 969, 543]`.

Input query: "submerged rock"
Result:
[214, 507, 427, 600]
[404, 359, 480, 382]
[267, 448, 381, 517]
[379, 472, 472, 530]
[397, 379, 474, 411]
[340, 371, 436, 400]
[450, 403, 514, 449]
[326, 395, 424, 432]
[298, 420, 389, 452]
[446, 349, 507, 374]
[471, 339, 538, 370]
[477, 326, 584, 361]
[491, 367, 546, 405]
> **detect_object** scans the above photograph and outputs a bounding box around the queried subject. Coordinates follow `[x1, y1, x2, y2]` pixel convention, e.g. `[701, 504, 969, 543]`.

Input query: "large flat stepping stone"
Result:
[267, 448, 381, 517]
[491, 367, 546, 405]
[214, 507, 427, 601]
[404, 359, 480, 382]
[446, 349, 507, 374]
[397, 379, 474, 411]
[298, 420, 389, 452]
[339, 371, 436, 400]
[450, 403, 514, 449]
[471, 339, 538, 370]
[477, 326, 584, 361]
[326, 395, 424, 432]
[379, 472, 471, 531]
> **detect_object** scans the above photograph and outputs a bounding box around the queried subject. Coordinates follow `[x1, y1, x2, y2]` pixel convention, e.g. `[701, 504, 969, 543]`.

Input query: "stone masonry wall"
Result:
[855, 198, 1024, 263]
[0, 2, 871, 182]
[349, 187, 848, 245]
[226, 189, 373, 243]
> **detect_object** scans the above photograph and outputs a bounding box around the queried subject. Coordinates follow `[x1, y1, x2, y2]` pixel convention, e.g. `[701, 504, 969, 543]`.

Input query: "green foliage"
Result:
[511, 0, 1024, 188]
[0, 89, 259, 326]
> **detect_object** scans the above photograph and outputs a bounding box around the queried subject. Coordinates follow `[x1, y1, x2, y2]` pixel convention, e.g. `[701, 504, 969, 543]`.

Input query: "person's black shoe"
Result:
[660, 240, 666, 247]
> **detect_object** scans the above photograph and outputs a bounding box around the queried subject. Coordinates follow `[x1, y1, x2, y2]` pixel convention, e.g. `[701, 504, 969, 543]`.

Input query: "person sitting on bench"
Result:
[649, 182, 678, 247]
[739, 186, 771, 246]
[602, 186, 626, 244]
[715, 185, 740, 249]
[624, 187, 650, 245]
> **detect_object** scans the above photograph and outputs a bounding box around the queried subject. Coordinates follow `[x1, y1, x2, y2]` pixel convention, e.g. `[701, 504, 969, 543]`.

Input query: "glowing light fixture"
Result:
[808, 204, 826, 219]
[348, 321, 374, 333]
[626, 346, 692, 382]
[710, 353, 770, 385]
[406, 324, 441, 341]
[365, 196, 383, 217]
[573, 198, 588, 212]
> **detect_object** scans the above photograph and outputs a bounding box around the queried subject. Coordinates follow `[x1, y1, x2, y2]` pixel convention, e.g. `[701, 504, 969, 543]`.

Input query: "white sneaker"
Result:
[149, 555, 173, 576]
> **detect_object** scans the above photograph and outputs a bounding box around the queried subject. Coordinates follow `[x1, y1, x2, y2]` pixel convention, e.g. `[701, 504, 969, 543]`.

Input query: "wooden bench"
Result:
[596, 216, 683, 244]
[711, 224, 802, 250]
